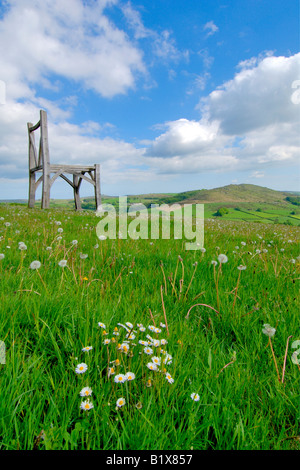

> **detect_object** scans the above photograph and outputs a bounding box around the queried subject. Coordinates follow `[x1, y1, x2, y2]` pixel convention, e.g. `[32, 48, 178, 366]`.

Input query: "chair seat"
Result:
[49, 164, 97, 173]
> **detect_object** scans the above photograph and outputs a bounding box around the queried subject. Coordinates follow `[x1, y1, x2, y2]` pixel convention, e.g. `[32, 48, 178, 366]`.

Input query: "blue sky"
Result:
[0, 0, 299, 199]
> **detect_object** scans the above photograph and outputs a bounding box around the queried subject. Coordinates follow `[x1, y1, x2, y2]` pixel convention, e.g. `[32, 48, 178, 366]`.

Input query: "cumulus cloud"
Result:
[144, 53, 300, 177]
[0, 0, 145, 100]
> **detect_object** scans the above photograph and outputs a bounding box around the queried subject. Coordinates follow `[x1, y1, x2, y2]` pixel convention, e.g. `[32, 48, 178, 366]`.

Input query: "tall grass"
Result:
[0, 205, 299, 450]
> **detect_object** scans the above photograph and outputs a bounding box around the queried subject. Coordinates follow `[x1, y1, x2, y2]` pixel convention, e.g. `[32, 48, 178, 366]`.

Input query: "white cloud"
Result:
[0, 0, 146, 100]
[203, 21, 219, 38]
[144, 53, 300, 177]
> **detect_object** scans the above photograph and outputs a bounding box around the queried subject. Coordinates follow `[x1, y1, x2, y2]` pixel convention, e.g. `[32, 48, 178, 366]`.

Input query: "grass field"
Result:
[0, 203, 299, 450]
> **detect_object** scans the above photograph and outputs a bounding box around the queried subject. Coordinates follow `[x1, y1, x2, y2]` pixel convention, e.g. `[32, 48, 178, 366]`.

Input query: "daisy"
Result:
[125, 371, 136, 381]
[165, 373, 174, 384]
[151, 356, 161, 366]
[75, 363, 88, 374]
[114, 374, 127, 384]
[79, 387, 92, 397]
[143, 346, 153, 355]
[118, 343, 130, 353]
[103, 338, 111, 345]
[82, 346, 93, 352]
[191, 393, 200, 402]
[147, 362, 158, 371]
[98, 322, 106, 329]
[80, 400, 94, 411]
[116, 397, 126, 408]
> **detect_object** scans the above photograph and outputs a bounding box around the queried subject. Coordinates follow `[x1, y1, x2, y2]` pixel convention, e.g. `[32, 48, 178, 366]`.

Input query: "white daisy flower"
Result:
[75, 363, 88, 374]
[82, 346, 93, 352]
[191, 393, 200, 402]
[80, 400, 94, 411]
[143, 346, 153, 355]
[116, 397, 126, 408]
[146, 362, 158, 371]
[114, 374, 127, 384]
[125, 371, 136, 381]
[79, 387, 92, 397]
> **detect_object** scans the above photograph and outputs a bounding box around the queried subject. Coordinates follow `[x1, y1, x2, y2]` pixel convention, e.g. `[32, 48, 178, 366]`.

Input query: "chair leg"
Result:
[73, 175, 82, 210]
[94, 164, 101, 209]
[41, 166, 50, 209]
[28, 171, 36, 208]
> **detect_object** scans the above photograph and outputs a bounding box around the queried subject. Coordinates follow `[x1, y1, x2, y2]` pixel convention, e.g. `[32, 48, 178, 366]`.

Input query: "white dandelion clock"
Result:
[30, 260, 41, 270]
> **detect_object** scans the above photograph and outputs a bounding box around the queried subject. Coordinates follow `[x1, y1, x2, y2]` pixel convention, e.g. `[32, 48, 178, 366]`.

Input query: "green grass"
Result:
[0, 205, 299, 450]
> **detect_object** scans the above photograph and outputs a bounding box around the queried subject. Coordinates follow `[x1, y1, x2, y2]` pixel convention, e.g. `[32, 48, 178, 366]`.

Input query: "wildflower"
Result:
[125, 371, 136, 381]
[151, 356, 161, 366]
[116, 398, 126, 408]
[148, 325, 156, 332]
[160, 339, 168, 345]
[262, 324, 276, 337]
[82, 346, 93, 352]
[165, 373, 174, 384]
[154, 327, 162, 334]
[160, 322, 166, 328]
[98, 322, 106, 329]
[147, 362, 158, 371]
[145, 379, 152, 387]
[118, 343, 130, 353]
[135, 401, 143, 409]
[211, 260, 218, 266]
[103, 338, 111, 345]
[114, 374, 127, 383]
[108, 367, 115, 377]
[200, 247, 206, 253]
[79, 387, 92, 397]
[58, 260, 67, 268]
[126, 333, 136, 340]
[241, 241, 246, 246]
[139, 326, 146, 332]
[46, 246, 52, 251]
[57, 228, 63, 233]
[218, 254, 228, 264]
[75, 363, 88, 374]
[80, 400, 94, 411]
[0, 254, 5, 260]
[125, 322, 134, 329]
[143, 346, 153, 355]
[139, 340, 148, 346]
[80, 253, 88, 259]
[19, 243, 27, 251]
[191, 393, 200, 402]
[237, 265, 246, 271]
[30, 260, 41, 270]
[71, 240, 78, 245]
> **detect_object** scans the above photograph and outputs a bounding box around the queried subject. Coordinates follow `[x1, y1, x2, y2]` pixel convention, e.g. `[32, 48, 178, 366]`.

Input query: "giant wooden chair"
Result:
[27, 110, 101, 210]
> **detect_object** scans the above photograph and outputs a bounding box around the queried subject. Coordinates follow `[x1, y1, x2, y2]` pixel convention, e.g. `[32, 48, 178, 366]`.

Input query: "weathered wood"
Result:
[27, 110, 101, 210]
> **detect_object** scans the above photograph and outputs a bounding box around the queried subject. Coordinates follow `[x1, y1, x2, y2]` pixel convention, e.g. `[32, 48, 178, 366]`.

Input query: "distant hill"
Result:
[172, 184, 294, 205]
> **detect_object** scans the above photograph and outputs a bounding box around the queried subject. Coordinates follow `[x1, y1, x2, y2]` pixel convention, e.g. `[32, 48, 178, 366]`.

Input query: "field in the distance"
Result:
[0, 194, 299, 450]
